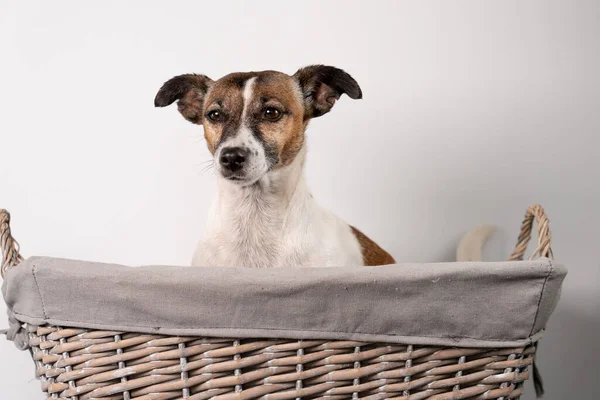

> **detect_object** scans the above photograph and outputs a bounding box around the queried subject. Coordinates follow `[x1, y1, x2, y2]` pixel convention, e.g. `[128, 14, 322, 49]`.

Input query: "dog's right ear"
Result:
[154, 74, 214, 124]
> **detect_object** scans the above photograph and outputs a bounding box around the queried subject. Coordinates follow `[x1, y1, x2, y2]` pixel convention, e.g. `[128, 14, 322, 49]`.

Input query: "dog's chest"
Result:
[193, 191, 363, 268]
[219, 197, 284, 267]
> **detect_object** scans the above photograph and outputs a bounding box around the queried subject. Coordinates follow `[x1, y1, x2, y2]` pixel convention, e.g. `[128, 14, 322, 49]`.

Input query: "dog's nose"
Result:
[219, 147, 248, 172]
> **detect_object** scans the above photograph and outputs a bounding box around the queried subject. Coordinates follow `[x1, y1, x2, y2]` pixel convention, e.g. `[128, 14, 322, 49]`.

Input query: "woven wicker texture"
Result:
[26, 325, 534, 400]
[0, 206, 553, 399]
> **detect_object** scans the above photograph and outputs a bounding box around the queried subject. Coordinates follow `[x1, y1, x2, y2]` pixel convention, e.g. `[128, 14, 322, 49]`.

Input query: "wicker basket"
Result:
[0, 205, 558, 400]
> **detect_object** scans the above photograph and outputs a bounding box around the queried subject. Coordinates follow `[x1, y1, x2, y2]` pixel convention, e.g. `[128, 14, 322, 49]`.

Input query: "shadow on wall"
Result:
[522, 305, 600, 400]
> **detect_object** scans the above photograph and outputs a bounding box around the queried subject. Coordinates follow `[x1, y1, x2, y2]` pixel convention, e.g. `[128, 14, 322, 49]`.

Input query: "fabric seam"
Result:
[31, 264, 48, 319]
[528, 258, 553, 336]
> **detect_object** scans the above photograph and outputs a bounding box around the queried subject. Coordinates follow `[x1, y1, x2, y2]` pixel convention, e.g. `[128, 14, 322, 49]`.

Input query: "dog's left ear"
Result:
[293, 65, 362, 118]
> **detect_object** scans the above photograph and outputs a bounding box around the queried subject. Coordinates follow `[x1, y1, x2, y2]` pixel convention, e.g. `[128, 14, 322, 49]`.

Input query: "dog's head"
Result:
[155, 65, 361, 185]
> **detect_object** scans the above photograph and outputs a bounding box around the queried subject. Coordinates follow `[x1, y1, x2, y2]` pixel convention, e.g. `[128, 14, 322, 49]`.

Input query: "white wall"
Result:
[1, 1, 598, 398]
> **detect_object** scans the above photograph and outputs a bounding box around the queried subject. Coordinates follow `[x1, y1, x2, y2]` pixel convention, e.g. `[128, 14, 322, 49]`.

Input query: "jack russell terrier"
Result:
[155, 65, 395, 268]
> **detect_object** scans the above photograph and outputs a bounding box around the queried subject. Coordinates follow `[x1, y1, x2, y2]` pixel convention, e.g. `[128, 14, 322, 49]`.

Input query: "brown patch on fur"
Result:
[252, 72, 305, 166]
[351, 226, 395, 266]
[202, 74, 248, 153]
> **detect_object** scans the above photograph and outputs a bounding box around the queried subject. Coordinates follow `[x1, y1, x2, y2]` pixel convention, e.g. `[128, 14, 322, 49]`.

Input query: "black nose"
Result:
[219, 147, 248, 172]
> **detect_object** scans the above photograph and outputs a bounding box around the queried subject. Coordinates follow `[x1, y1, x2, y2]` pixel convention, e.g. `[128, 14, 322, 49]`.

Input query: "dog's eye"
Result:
[207, 110, 224, 122]
[263, 107, 282, 121]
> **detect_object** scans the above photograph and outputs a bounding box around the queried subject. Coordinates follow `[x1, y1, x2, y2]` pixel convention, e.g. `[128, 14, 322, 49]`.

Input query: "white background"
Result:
[1, 1, 598, 399]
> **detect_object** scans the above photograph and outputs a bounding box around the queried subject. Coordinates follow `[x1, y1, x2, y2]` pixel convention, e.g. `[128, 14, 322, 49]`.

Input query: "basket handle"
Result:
[0, 209, 24, 278]
[507, 204, 553, 261]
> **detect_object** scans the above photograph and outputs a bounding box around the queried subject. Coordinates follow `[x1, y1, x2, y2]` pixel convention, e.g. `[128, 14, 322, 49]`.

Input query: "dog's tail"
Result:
[456, 225, 496, 262]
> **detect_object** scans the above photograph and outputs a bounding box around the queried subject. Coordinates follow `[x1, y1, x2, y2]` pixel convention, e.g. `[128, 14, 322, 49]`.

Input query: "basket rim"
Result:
[3, 256, 566, 351]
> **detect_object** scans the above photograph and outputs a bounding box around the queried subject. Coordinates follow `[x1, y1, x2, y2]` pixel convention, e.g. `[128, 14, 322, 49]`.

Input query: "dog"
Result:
[155, 65, 395, 268]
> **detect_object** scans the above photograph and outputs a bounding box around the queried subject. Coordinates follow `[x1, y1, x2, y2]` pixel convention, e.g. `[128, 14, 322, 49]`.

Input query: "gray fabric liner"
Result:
[2, 257, 566, 350]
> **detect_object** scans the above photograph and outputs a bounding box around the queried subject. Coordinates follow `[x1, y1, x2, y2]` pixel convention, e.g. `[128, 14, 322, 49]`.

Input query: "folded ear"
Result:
[293, 65, 362, 119]
[154, 74, 214, 124]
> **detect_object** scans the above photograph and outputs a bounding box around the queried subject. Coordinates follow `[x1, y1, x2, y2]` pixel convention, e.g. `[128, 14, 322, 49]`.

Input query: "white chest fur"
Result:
[192, 147, 363, 268]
